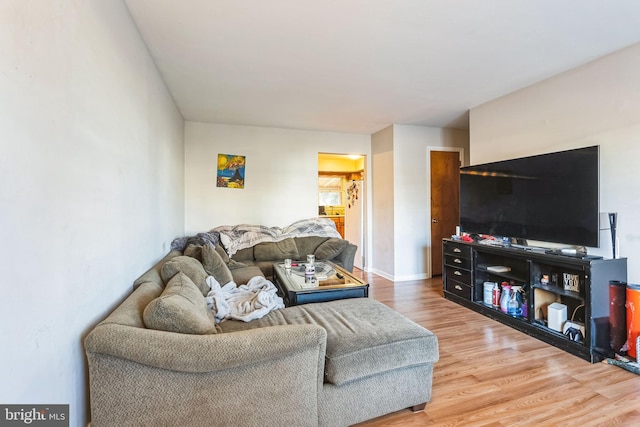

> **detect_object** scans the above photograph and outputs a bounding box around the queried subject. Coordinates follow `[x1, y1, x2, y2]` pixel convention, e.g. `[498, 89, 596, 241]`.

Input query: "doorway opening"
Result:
[318, 153, 366, 270]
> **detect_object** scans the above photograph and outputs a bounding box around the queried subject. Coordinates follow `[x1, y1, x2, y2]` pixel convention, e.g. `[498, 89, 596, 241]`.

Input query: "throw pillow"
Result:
[160, 256, 210, 296]
[254, 238, 299, 261]
[202, 244, 234, 285]
[315, 238, 349, 260]
[294, 236, 329, 259]
[183, 244, 203, 261]
[215, 244, 230, 263]
[143, 272, 218, 334]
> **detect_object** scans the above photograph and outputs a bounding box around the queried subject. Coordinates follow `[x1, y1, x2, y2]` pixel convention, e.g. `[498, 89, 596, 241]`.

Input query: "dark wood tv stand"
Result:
[442, 239, 627, 362]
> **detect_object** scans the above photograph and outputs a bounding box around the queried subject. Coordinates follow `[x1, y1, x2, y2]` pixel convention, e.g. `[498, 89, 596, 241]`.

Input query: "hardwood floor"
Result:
[350, 271, 640, 426]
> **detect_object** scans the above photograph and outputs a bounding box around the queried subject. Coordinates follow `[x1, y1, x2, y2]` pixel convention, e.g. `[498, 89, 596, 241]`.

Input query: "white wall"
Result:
[371, 126, 395, 277]
[470, 42, 640, 281]
[393, 125, 468, 280]
[184, 121, 371, 232]
[371, 125, 469, 281]
[0, 2, 184, 426]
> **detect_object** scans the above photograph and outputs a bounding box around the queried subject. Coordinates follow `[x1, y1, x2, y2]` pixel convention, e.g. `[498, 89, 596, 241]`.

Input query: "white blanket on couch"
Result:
[214, 218, 341, 256]
[205, 276, 284, 323]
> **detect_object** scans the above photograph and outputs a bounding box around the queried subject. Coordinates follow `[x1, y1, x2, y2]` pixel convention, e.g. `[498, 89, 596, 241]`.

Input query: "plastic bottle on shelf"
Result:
[483, 282, 495, 305]
[510, 286, 523, 316]
[507, 287, 522, 316]
[500, 283, 512, 313]
[492, 282, 501, 308]
[520, 284, 528, 318]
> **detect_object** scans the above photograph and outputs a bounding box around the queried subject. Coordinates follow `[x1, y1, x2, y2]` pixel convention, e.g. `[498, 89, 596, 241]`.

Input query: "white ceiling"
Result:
[125, 0, 640, 134]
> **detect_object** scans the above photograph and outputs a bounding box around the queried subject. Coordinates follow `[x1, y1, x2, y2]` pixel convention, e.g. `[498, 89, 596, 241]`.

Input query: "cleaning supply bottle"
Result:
[500, 283, 511, 313]
[507, 288, 522, 316]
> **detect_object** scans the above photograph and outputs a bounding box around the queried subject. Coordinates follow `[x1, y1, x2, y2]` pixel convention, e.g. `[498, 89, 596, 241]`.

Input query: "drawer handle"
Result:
[454, 258, 462, 264]
[454, 285, 463, 291]
[453, 248, 462, 253]
[454, 270, 462, 276]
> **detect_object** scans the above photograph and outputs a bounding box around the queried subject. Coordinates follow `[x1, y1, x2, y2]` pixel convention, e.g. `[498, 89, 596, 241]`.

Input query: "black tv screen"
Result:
[459, 146, 599, 247]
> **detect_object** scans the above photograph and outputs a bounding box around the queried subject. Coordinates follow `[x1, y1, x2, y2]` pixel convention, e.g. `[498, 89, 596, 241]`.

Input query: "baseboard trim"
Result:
[369, 268, 394, 281]
[393, 273, 430, 282]
[368, 268, 429, 282]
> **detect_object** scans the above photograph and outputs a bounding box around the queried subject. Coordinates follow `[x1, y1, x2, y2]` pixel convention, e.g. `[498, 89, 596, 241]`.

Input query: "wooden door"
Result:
[430, 151, 460, 276]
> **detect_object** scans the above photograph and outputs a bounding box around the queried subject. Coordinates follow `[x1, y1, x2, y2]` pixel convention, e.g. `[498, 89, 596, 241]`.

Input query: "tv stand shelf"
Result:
[443, 239, 627, 362]
[531, 283, 584, 302]
[476, 265, 524, 283]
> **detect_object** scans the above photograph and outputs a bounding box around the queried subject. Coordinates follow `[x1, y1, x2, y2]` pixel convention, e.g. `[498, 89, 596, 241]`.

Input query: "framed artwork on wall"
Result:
[216, 153, 245, 189]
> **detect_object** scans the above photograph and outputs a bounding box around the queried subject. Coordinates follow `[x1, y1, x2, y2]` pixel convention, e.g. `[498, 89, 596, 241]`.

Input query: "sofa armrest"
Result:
[333, 242, 357, 272]
[85, 322, 326, 373]
[85, 324, 327, 427]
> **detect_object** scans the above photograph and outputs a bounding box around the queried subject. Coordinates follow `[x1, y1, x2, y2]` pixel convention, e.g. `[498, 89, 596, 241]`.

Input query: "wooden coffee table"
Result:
[272, 261, 369, 306]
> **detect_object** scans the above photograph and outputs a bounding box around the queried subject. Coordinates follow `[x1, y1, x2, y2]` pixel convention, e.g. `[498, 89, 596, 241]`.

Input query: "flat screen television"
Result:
[459, 146, 599, 247]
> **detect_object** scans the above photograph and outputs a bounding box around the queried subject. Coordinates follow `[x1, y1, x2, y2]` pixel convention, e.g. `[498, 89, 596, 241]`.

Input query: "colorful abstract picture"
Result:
[217, 154, 246, 189]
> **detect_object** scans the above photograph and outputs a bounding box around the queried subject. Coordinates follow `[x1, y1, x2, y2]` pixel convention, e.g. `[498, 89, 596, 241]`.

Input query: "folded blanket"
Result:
[205, 276, 284, 323]
[214, 218, 341, 256]
[170, 231, 220, 252]
[171, 218, 341, 255]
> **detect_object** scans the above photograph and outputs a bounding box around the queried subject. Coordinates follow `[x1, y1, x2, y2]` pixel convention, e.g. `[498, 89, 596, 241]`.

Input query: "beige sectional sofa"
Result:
[216, 235, 357, 284]
[171, 219, 358, 283]
[85, 244, 439, 426]
[175, 234, 357, 285]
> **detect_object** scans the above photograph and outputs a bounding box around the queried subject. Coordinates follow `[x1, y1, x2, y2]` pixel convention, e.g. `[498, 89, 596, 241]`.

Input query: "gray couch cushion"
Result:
[254, 238, 299, 261]
[227, 259, 248, 270]
[143, 272, 219, 335]
[160, 256, 210, 296]
[230, 266, 264, 286]
[202, 244, 234, 285]
[220, 298, 439, 385]
[253, 261, 276, 278]
[317, 299, 438, 385]
[315, 238, 348, 260]
[215, 244, 230, 263]
[231, 247, 254, 261]
[231, 265, 264, 286]
[294, 236, 329, 260]
[183, 244, 203, 261]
